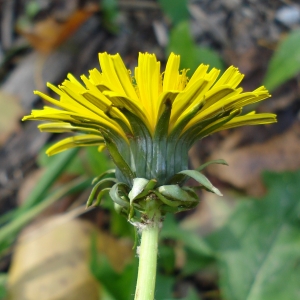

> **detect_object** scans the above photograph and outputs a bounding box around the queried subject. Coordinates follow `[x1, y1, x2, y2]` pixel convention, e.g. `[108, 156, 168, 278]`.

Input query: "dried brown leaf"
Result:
[0, 91, 24, 146]
[207, 121, 300, 196]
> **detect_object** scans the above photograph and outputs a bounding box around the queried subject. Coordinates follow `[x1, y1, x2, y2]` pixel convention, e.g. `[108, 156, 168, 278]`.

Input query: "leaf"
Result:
[0, 148, 81, 226]
[38, 144, 85, 175]
[161, 214, 215, 274]
[158, 244, 176, 274]
[195, 46, 224, 71]
[8, 217, 101, 299]
[22, 148, 80, 211]
[17, 5, 99, 53]
[155, 273, 175, 299]
[90, 237, 137, 300]
[183, 288, 201, 300]
[168, 21, 224, 73]
[0, 177, 90, 254]
[0, 273, 7, 300]
[158, 0, 189, 25]
[102, 0, 119, 33]
[0, 91, 24, 145]
[263, 29, 300, 91]
[167, 21, 198, 72]
[85, 146, 113, 176]
[207, 170, 300, 300]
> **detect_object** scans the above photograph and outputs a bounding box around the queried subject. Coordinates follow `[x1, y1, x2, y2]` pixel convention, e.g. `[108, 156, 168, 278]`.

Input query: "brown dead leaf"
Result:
[8, 216, 132, 300]
[0, 91, 24, 146]
[18, 5, 99, 53]
[207, 121, 300, 196]
[181, 188, 237, 235]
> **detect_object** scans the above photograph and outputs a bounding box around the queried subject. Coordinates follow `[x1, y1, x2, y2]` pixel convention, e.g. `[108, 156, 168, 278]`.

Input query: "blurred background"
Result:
[0, 0, 300, 299]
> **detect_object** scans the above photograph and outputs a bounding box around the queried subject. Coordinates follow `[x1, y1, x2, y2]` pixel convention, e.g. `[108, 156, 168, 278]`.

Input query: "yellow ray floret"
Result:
[23, 52, 276, 157]
[46, 135, 105, 156]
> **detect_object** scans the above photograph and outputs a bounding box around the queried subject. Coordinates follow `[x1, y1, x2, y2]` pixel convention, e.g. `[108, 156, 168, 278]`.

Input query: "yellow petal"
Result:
[38, 122, 102, 135]
[46, 135, 105, 156]
[135, 52, 161, 130]
[213, 66, 244, 89]
[163, 53, 180, 92]
[211, 113, 277, 133]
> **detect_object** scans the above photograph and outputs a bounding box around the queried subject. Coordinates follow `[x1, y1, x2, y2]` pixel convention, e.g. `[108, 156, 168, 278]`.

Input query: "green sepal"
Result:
[196, 159, 228, 172]
[92, 169, 116, 185]
[196, 108, 242, 140]
[101, 131, 135, 183]
[109, 182, 130, 208]
[160, 202, 198, 213]
[114, 202, 128, 216]
[86, 178, 117, 207]
[152, 190, 182, 207]
[178, 170, 222, 196]
[128, 178, 158, 219]
[157, 185, 199, 202]
[168, 100, 205, 142]
[121, 108, 153, 179]
[169, 159, 228, 186]
[95, 188, 111, 206]
[179, 112, 226, 147]
[156, 91, 179, 119]
[153, 98, 172, 184]
[129, 178, 157, 201]
[169, 113, 225, 181]
[181, 186, 200, 200]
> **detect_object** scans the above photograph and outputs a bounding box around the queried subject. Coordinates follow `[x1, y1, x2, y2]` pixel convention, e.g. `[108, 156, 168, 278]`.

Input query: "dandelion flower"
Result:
[23, 52, 276, 215]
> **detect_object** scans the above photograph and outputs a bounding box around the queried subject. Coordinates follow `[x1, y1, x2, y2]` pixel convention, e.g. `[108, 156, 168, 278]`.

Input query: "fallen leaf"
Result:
[207, 121, 300, 196]
[0, 91, 24, 145]
[7, 216, 132, 300]
[17, 5, 99, 53]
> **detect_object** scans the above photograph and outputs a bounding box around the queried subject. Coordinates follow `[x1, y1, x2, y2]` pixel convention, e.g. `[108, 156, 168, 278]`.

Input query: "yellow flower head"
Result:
[23, 52, 276, 195]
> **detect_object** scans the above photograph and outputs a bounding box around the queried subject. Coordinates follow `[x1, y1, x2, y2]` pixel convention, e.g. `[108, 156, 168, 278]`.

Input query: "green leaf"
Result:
[23, 148, 79, 210]
[102, 0, 120, 33]
[263, 29, 300, 91]
[85, 146, 113, 176]
[207, 170, 300, 300]
[90, 236, 137, 300]
[0, 148, 81, 226]
[195, 46, 224, 71]
[0, 177, 90, 254]
[38, 144, 85, 175]
[158, 244, 176, 274]
[168, 21, 224, 73]
[158, 0, 189, 24]
[161, 214, 215, 273]
[110, 208, 135, 238]
[0, 273, 7, 299]
[168, 21, 198, 72]
[155, 273, 176, 299]
[183, 288, 201, 300]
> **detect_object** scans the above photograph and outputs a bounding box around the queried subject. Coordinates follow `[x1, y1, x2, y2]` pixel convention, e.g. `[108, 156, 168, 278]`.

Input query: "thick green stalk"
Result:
[134, 210, 161, 300]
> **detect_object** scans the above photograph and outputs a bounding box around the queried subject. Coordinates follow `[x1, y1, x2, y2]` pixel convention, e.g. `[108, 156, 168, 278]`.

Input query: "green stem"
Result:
[134, 210, 161, 300]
